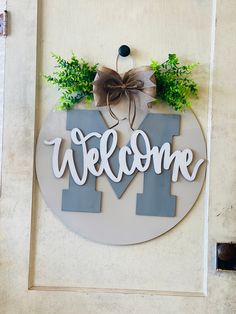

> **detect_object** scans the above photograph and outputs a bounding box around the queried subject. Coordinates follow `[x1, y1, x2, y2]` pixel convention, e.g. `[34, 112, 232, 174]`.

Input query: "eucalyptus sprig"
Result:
[150, 54, 198, 111]
[44, 53, 97, 110]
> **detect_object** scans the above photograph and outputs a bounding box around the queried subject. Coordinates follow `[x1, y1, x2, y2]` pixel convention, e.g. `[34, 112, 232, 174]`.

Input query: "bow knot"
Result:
[93, 66, 156, 129]
[105, 79, 144, 90]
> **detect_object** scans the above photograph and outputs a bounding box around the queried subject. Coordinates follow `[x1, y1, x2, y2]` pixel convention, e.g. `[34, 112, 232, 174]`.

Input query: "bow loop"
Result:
[92, 66, 156, 129]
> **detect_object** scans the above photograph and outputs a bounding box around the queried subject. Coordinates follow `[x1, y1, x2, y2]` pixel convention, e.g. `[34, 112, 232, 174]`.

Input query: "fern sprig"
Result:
[150, 54, 198, 111]
[44, 53, 97, 110]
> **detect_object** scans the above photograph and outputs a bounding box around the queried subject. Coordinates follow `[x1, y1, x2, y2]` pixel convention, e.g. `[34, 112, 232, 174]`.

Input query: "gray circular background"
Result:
[36, 103, 206, 245]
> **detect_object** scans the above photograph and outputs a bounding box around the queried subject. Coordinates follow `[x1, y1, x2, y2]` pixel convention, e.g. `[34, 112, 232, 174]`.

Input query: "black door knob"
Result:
[216, 243, 236, 271]
[217, 243, 235, 261]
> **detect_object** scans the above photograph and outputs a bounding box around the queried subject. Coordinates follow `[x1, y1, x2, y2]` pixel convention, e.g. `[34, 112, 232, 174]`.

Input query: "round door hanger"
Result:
[36, 103, 206, 245]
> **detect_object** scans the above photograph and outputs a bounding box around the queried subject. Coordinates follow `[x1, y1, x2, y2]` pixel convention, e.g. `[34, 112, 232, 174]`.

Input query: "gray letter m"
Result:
[62, 110, 180, 217]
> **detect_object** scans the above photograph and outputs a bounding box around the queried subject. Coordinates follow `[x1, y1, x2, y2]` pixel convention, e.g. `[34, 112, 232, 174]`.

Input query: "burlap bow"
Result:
[92, 66, 156, 129]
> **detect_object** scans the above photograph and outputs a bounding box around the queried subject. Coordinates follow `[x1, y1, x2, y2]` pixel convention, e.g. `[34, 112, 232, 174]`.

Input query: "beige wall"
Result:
[0, 0, 6, 193]
[0, 1, 236, 313]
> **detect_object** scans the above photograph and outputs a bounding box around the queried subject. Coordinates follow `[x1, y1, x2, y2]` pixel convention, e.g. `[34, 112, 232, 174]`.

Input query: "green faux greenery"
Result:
[44, 52, 198, 111]
[150, 54, 198, 111]
[44, 53, 97, 110]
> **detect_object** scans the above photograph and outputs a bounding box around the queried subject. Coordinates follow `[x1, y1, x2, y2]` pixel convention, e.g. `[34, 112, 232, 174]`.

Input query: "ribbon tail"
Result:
[128, 95, 131, 130]
[107, 93, 119, 129]
[130, 98, 136, 131]
[126, 92, 136, 131]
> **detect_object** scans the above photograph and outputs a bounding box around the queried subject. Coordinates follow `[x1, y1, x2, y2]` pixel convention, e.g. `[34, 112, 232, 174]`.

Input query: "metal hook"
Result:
[116, 45, 134, 72]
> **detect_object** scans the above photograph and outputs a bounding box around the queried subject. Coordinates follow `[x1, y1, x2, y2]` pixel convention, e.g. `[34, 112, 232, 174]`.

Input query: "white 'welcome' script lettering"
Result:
[44, 128, 205, 184]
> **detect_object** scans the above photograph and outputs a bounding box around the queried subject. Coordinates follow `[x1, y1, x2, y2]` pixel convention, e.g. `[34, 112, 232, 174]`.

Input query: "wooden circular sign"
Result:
[36, 103, 206, 245]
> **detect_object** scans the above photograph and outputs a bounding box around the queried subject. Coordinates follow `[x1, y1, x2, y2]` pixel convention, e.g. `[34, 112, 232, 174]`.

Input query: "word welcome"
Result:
[45, 128, 204, 185]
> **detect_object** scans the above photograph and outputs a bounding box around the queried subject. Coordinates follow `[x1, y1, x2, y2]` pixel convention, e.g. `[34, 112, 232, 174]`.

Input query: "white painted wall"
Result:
[0, 1, 235, 313]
